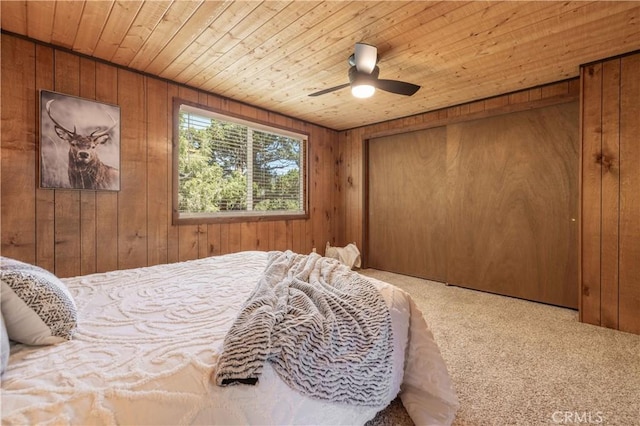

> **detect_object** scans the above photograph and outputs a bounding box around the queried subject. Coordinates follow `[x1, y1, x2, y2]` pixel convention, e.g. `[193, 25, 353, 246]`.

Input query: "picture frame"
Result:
[39, 89, 121, 191]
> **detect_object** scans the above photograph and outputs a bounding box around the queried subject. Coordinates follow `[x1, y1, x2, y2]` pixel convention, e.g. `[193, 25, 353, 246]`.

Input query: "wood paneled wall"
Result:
[336, 79, 580, 253]
[1, 33, 338, 278]
[581, 52, 640, 335]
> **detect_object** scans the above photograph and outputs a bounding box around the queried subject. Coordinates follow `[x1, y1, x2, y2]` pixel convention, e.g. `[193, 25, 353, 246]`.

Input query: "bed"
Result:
[1, 250, 458, 425]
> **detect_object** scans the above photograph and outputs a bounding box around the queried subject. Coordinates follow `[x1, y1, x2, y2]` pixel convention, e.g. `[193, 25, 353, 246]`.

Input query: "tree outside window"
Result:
[173, 101, 307, 224]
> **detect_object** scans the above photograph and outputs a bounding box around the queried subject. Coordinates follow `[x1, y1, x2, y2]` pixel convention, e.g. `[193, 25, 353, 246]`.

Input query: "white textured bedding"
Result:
[1, 251, 458, 425]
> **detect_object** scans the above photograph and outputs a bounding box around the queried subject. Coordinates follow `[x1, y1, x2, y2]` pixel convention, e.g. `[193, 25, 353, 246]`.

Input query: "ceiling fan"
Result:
[308, 42, 421, 98]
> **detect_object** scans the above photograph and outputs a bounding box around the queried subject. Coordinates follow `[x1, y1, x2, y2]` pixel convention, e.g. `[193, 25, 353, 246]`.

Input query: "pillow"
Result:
[325, 242, 362, 269]
[0, 257, 77, 345]
[1, 311, 9, 375]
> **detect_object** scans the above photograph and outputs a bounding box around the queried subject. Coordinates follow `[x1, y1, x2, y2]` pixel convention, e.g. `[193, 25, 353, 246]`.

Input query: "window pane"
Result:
[252, 130, 302, 212]
[210, 119, 247, 211]
[178, 112, 227, 213]
[176, 102, 306, 222]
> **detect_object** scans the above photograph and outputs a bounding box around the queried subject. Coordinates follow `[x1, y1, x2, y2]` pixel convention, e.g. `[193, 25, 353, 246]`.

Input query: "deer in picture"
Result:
[46, 99, 119, 190]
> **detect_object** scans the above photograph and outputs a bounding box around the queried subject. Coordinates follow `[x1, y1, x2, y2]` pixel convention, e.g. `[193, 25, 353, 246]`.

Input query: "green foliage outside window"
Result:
[177, 107, 305, 219]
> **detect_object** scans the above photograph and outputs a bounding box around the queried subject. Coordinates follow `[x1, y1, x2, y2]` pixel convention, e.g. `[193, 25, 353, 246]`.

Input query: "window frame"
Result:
[172, 98, 309, 225]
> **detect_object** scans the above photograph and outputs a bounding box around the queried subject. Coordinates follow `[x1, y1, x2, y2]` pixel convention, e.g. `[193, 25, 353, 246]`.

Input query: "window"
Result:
[173, 100, 308, 224]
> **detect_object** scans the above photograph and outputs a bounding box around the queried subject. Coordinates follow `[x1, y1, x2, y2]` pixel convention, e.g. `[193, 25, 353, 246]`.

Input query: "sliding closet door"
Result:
[368, 127, 447, 281]
[446, 103, 579, 308]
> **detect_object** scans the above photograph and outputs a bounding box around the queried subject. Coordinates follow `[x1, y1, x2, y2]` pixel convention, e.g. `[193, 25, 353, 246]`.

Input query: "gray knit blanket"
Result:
[214, 250, 394, 406]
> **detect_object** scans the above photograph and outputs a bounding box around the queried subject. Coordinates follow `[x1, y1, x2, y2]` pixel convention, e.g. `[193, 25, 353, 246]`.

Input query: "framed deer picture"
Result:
[39, 90, 121, 191]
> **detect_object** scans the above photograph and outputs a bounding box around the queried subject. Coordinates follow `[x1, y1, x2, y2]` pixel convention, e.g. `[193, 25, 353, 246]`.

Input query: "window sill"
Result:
[173, 210, 309, 225]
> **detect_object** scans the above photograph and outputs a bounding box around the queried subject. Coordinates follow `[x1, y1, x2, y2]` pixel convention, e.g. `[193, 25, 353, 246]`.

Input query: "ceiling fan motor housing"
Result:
[349, 65, 379, 86]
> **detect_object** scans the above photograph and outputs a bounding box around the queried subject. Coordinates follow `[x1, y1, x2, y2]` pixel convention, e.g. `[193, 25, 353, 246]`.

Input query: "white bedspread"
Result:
[1, 251, 458, 425]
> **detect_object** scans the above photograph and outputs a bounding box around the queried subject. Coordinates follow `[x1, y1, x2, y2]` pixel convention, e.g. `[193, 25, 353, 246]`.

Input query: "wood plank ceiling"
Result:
[2, 1, 639, 131]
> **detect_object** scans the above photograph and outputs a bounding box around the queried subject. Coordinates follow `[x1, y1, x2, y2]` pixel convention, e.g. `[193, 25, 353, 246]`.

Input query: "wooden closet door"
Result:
[367, 127, 447, 281]
[446, 103, 579, 308]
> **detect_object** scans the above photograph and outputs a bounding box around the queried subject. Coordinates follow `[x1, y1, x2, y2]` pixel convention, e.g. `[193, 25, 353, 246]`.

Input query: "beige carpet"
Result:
[363, 269, 640, 426]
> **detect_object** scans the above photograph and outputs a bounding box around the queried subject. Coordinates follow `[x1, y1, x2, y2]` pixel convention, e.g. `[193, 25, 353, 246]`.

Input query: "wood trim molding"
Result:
[361, 79, 579, 140]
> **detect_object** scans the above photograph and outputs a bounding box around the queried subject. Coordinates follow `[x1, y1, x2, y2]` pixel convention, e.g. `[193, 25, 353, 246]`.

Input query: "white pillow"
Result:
[1, 311, 9, 375]
[0, 257, 78, 345]
[325, 242, 362, 269]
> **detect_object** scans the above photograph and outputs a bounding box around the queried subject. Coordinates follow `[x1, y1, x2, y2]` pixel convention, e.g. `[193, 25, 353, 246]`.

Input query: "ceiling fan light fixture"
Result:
[349, 66, 377, 98]
[308, 44, 420, 98]
[352, 84, 376, 98]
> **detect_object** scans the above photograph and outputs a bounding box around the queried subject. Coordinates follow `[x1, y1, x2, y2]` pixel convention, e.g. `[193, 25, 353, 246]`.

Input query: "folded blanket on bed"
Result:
[214, 250, 393, 406]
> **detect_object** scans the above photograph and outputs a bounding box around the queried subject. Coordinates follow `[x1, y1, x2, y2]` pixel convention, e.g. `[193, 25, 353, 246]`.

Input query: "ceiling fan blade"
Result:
[354, 43, 377, 74]
[376, 79, 421, 96]
[308, 83, 350, 97]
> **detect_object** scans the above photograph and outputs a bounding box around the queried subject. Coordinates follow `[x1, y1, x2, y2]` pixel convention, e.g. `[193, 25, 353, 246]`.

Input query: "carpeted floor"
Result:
[363, 269, 640, 426]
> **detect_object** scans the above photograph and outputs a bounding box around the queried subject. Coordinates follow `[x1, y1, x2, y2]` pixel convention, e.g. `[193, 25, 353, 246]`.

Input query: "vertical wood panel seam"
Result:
[599, 65, 603, 325]
[52, 48, 57, 274]
[92, 57, 98, 273]
[33, 41, 39, 265]
[31, 41, 38, 267]
[616, 62, 622, 329]
[146, 76, 150, 266]
[166, 85, 170, 260]
[171, 85, 176, 262]
[115, 69, 120, 272]
[79, 56, 84, 274]
[578, 69, 584, 322]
